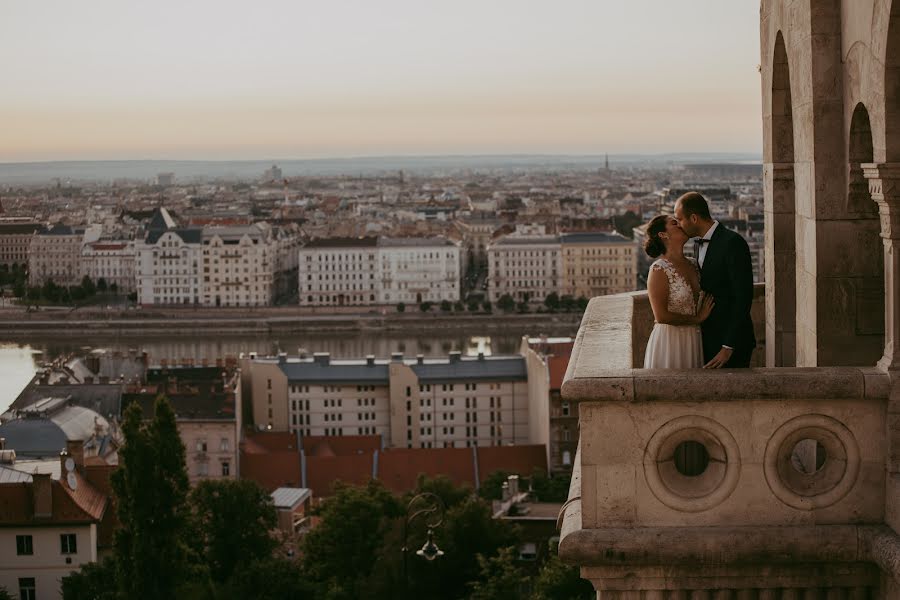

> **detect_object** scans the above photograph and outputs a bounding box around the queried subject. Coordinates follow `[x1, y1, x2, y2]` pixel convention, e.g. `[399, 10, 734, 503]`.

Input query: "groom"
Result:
[674, 192, 756, 368]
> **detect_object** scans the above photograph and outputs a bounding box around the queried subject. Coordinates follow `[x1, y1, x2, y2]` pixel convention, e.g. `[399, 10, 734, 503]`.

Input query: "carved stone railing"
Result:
[559, 287, 900, 596]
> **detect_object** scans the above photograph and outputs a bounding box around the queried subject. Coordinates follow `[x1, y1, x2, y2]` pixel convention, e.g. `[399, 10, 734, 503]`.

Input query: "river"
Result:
[0, 323, 577, 413]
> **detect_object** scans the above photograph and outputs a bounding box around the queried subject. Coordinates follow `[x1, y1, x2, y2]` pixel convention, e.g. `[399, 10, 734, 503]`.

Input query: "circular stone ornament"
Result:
[643, 415, 741, 512]
[763, 414, 860, 510]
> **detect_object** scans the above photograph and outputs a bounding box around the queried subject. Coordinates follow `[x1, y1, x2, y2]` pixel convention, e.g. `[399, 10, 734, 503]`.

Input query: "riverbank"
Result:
[0, 307, 584, 338]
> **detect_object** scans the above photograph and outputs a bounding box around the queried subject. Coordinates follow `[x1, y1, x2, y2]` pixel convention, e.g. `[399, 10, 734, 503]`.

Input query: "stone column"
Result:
[863, 163, 900, 371]
[764, 162, 797, 367]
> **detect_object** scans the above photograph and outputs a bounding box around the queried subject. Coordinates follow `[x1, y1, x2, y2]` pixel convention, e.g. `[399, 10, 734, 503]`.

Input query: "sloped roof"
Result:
[410, 357, 526, 383]
[271, 487, 311, 509]
[303, 237, 378, 248]
[476, 445, 548, 481]
[301, 435, 381, 456]
[305, 454, 373, 496]
[548, 355, 571, 391]
[378, 236, 456, 247]
[377, 447, 476, 493]
[145, 228, 202, 245]
[148, 207, 177, 230]
[241, 451, 302, 491]
[0, 475, 107, 526]
[278, 361, 390, 384]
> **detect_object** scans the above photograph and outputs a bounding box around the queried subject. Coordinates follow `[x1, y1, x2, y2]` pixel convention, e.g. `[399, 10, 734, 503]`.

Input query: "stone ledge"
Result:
[562, 366, 889, 403]
[559, 524, 861, 566]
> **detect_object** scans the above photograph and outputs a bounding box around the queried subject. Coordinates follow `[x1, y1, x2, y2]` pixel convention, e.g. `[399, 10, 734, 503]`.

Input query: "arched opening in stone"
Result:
[766, 31, 797, 366]
[842, 102, 884, 365]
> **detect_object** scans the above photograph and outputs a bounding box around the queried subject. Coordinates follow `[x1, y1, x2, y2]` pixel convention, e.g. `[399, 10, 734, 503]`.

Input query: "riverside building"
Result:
[0, 218, 41, 268]
[28, 224, 84, 286]
[297, 235, 461, 307]
[559, 231, 636, 298]
[242, 350, 541, 450]
[487, 225, 561, 305]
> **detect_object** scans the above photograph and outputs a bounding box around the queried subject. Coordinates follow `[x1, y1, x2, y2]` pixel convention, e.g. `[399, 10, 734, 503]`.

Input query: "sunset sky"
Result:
[0, 1, 762, 162]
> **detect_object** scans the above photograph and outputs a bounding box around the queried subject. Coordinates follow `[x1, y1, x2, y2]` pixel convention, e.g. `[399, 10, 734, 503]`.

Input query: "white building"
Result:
[242, 350, 533, 449]
[377, 237, 460, 305]
[487, 225, 561, 304]
[28, 225, 84, 287]
[298, 236, 461, 307]
[135, 226, 202, 306]
[81, 239, 136, 293]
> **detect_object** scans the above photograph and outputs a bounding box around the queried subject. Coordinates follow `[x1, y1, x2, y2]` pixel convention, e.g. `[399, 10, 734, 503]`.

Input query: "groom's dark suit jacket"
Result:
[699, 224, 756, 367]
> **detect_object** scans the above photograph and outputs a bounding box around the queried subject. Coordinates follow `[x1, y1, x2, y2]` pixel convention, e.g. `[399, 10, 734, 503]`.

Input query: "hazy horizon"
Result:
[1, 1, 762, 162]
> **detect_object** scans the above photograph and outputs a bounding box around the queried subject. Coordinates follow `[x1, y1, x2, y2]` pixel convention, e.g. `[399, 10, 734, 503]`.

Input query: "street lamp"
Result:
[402, 492, 446, 592]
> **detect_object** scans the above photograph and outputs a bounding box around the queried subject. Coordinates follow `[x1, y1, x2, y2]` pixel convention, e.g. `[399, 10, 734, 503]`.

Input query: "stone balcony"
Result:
[558, 285, 900, 595]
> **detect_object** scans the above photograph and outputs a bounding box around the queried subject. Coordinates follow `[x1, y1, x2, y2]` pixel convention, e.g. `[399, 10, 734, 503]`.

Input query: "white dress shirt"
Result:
[697, 220, 720, 268]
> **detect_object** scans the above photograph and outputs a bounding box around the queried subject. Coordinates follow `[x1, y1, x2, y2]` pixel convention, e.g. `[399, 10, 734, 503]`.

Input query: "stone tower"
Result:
[558, 1, 900, 596]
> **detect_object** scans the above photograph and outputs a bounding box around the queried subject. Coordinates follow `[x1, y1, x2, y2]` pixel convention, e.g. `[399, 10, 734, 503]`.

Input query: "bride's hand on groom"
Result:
[696, 294, 714, 323]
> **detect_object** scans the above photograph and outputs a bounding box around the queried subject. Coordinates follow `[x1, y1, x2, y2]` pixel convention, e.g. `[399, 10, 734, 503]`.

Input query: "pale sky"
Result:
[0, 1, 762, 162]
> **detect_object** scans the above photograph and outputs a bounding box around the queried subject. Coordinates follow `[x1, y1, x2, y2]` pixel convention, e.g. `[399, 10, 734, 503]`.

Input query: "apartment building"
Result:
[559, 231, 636, 297]
[298, 237, 379, 307]
[297, 235, 461, 307]
[487, 225, 561, 304]
[242, 350, 533, 449]
[0, 219, 41, 267]
[81, 239, 136, 293]
[378, 237, 460, 304]
[28, 224, 84, 286]
[135, 226, 202, 305]
[201, 224, 276, 307]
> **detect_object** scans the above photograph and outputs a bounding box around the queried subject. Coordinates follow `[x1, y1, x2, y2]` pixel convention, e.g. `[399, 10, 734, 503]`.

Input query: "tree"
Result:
[467, 300, 480, 312]
[543, 292, 560, 311]
[560, 295, 576, 312]
[482, 300, 492, 313]
[301, 480, 403, 599]
[0, 587, 14, 600]
[419, 301, 434, 313]
[516, 301, 530, 314]
[497, 294, 516, 313]
[478, 470, 512, 501]
[396, 302, 406, 313]
[127, 291, 138, 303]
[61, 558, 118, 600]
[576, 296, 590, 312]
[453, 300, 465, 312]
[12, 281, 24, 298]
[529, 469, 571, 503]
[468, 547, 527, 600]
[111, 397, 197, 599]
[191, 478, 277, 582]
[219, 558, 319, 600]
[530, 553, 594, 600]
[110, 282, 119, 295]
[440, 300, 452, 312]
[97, 277, 108, 293]
[81, 275, 96, 296]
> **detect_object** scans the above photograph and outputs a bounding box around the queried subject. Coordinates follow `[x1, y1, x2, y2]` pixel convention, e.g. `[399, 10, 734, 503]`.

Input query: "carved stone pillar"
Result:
[863, 163, 900, 371]
[764, 162, 797, 367]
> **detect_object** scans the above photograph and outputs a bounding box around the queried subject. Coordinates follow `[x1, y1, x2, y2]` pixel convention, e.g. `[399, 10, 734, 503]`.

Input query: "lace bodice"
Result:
[650, 258, 700, 317]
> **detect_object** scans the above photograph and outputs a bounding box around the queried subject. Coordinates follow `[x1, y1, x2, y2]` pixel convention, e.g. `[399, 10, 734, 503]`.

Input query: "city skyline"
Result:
[1, 1, 762, 162]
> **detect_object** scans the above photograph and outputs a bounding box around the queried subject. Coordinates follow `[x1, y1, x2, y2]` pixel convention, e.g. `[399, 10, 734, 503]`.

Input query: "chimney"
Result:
[66, 440, 84, 471]
[478, 352, 485, 361]
[32, 473, 52, 518]
[449, 351, 462, 363]
[417, 354, 425, 365]
[508, 474, 519, 496]
[501, 481, 510, 502]
[366, 355, 375, 367]
[313, 353, 330, 366]
[391, 352, 403, 363]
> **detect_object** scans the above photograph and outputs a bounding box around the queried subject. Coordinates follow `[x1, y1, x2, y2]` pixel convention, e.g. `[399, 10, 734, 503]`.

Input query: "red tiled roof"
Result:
[301, 435, 380, 456]
[305, 454, 374, 496]
[377, 447, 476, 493]
[241, 451, 301, 491]
[0, 476, 108, 526]
[548, 355, 571, 391]
[243, 431, 299, 454]
[476, 445, 548, 482]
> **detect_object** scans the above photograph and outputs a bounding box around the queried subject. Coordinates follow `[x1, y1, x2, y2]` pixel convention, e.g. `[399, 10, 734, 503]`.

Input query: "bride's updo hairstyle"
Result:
[643, 215, 669, 258]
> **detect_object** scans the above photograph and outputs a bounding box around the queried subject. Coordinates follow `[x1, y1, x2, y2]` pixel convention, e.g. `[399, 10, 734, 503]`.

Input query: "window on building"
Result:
[18, 578, 36, 600]
[198, 462, 209, 477]
[221, 462, 230, 476]
[60, 533, 77, 554]
[562, 450, 572, 466]
[196, 439, 207, 452]
[219, 438, 229, 451]
[562, 401, 570, 417]
[16, 535, 33, 555]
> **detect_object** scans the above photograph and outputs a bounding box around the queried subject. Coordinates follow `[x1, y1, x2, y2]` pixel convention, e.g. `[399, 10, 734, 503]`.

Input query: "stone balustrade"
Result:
[558, 286, 900, 595]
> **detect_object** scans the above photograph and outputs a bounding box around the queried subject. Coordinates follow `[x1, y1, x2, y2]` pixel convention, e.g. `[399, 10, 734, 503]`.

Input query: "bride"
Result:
[643, 215, 714, 368]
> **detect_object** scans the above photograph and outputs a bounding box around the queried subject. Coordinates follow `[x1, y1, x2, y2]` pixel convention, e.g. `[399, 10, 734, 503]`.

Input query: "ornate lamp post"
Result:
[402, 492, 446, 593]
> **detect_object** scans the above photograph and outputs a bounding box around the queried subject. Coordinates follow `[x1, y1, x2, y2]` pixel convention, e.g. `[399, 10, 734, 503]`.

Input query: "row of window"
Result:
[16, 533, 76, 556]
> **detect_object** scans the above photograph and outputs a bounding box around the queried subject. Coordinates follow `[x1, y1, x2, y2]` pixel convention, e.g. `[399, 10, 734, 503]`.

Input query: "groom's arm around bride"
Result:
[675, 192, 756, 368]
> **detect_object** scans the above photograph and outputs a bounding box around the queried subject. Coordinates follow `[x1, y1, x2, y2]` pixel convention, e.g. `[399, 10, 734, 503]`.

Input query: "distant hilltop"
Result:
[0, 153, 761, 185]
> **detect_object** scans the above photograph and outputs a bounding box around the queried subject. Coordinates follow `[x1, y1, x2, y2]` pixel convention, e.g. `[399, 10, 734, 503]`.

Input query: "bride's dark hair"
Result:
[643, 215, 669, 258]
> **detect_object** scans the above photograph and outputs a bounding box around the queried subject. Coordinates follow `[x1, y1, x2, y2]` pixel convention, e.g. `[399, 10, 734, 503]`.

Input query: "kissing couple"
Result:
[642, 192, 755, 369]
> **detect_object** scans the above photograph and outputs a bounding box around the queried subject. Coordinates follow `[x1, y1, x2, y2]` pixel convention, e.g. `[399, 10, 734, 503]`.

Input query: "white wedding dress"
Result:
[643, 258, 704, 369]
